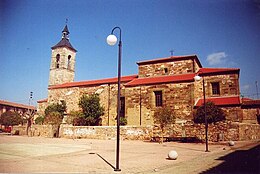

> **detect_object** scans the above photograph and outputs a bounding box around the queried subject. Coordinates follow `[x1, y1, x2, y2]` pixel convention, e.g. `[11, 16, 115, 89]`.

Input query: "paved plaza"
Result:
[0, 135, 259, 173]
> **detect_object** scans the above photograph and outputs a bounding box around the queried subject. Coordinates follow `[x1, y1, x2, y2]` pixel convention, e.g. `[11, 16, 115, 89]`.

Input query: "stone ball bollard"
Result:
[228, 141, 235, 146]
[168, 150, 178, 160]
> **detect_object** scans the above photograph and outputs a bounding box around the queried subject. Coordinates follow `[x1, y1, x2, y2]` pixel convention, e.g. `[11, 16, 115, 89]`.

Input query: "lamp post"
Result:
[107, 27, 122, 171]
[194, 75, 209, 152]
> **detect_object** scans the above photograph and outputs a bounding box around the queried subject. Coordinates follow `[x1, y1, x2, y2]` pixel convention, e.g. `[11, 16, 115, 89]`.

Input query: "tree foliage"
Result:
[78, 93, 104, 126]
[153, 106, 176, 130]
[44, 101, 66, 125]
[0, 111, 23, 126]
[44, 111, 63, 125]
[194, 101, 226, 124]
[44, 100, 66, 116]
[35, 116, 44, 125]
[153, 106, 175, 143]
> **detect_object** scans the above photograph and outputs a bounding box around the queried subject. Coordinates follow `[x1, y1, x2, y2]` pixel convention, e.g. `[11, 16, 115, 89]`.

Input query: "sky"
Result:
[1, 0, 260, 106]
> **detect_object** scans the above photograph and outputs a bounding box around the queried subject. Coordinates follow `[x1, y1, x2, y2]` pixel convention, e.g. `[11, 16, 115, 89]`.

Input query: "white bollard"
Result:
[168, 150, 178, 160]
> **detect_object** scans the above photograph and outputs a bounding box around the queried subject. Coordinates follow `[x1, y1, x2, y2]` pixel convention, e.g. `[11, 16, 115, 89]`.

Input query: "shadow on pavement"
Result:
[201, 145, 260, 174]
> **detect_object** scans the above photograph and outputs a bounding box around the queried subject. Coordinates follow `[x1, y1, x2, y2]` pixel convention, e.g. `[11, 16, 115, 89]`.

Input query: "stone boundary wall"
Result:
[11, 122, 260, 141]
[59, 125, 153, 140]
[12, 125, 59, 138]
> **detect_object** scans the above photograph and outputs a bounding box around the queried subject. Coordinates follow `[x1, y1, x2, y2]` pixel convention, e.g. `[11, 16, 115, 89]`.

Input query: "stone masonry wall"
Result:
[12, 122, 260, 141]
[138, 59, 195, 78]
[125, 82, 194, 126]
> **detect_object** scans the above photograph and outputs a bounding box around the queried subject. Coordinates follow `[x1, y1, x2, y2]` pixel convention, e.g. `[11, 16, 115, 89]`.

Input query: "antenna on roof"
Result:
[170, 49, 174, 56]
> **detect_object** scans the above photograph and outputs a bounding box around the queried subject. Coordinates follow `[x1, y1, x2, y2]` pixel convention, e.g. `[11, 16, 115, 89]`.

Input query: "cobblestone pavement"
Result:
[0, 135, 259, 173]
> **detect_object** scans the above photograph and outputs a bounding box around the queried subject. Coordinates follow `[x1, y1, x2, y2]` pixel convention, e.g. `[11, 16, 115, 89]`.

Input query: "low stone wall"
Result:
[11, 122, 260, 141]
[59, 125, 153, 140]
[12, 125, 59, 138]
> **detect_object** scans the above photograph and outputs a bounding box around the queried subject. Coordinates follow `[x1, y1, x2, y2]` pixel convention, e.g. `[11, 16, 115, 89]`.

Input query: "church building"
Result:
[37, 25, 259, 126]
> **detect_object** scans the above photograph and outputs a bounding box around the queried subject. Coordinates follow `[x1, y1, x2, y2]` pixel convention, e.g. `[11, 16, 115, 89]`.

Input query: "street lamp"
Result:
[107, 27, 122, 171]
[194, 75, 209, 152]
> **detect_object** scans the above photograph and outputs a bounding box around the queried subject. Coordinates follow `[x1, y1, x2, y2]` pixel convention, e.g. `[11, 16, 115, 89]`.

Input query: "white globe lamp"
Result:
[194, 75, 202, 81]
[106, 34, 117, 46]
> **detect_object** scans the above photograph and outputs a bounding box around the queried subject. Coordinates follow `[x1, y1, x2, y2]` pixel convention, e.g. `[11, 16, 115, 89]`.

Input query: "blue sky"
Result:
[1, 0, 260, 106]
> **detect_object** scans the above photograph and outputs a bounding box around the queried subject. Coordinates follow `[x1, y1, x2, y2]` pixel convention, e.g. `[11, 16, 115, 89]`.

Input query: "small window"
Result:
[211, 82, 220, 95]
[164, 68, 168, 74]
[67, 55, 71, 69]
[154, 91, 163, 107]
[56, 54, 60, 68]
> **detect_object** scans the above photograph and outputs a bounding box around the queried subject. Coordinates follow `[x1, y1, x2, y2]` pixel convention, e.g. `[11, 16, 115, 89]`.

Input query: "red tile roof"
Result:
[198, 68, 240, 76]
[48, 75, 138, 89]
[37, 98, 48, 103]
[125, 73, 196, 87]
[194, 96, 241, 107]
[137, 54, 202, 68]
[0, 100, 36, 110]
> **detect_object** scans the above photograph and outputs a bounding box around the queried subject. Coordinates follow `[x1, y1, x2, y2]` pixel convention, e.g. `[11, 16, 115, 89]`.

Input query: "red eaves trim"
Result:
[194, 96, 241, 107]
[37, 98, 48, 103]
[48, 75, 138, 89]
[198, 68, 240, 76]
[125, 73, 196, 87]
[0, 100, 36, 110]
[137, 54, 202, 68]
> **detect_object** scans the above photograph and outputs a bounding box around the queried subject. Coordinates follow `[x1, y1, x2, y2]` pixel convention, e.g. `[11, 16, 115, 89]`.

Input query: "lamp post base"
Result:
[114, 168, 121, 172]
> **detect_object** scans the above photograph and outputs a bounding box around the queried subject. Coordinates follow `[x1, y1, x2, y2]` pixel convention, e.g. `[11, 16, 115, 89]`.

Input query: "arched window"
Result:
[67, 55, 71, 69]
[56, 54, 60, 68]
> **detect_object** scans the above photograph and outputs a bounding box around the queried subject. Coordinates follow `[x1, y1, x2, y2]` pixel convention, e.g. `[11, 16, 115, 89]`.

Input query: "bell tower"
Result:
[49, 24, 77, 86]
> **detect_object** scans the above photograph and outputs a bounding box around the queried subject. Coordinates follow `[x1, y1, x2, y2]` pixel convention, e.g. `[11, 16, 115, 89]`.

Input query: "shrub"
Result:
[194, 101, 226, 124]
[45, 101, 66, 116]
[0, 111, 23, 126]
[44, 111, 63, 125]
[35, 116, 44, 125]
[120, 117, 127, 126]
[78, 93, 104, 126]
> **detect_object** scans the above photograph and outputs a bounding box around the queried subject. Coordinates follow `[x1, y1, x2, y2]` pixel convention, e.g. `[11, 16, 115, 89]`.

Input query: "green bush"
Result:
[44, 111, 63, 125]
[194, 101, 226, 124]
[35, 116, 44, 125]
[120, 117, 127, 126]
[0, 111, 22, 126]
[78, 93, 104, 126]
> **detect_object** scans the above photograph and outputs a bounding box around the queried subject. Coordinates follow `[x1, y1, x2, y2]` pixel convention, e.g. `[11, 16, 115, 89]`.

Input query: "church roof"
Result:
[51, 24, 77, 52]
[51, 38, 77, 52]
[197, 68, 240, 76]
[48, 75, 138, 89]
[194, 95, 241, 107]
[137, 55, 202, 68]
[125, 73, 195, 87]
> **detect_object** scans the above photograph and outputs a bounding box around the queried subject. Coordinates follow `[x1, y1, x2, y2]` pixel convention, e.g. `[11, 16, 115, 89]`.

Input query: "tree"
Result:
[44, 111, 63, 125]
[0, 111, 23, 126]
[44, 100, 66, 116]
[153, 106, 175, 143]
[78, 93, 104, 126]
[194, 101, 226, 124]
[35, 116, 44, 125]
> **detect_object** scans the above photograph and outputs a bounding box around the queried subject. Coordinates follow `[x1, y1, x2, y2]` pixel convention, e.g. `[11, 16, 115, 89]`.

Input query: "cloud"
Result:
[206, 52, 227, 66]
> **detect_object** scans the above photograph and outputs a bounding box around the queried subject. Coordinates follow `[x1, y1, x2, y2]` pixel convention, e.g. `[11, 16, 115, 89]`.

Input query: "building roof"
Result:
[194, 96, 241, 107]
[0, 100, 36, 110]
[37, 98, 48, 103]
[51, 24, 77, 52]
[51, 38, 77, 52]
[48, 75, 138, 89]
[137, 54, 202, 68]
[198, 68, 240, 76]
[125, 73, 195, 87]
